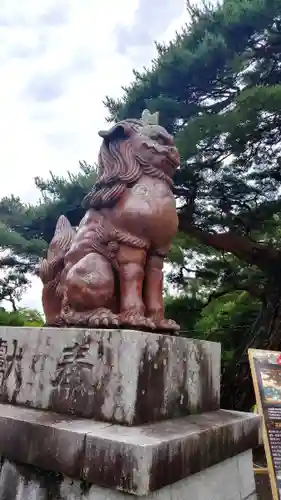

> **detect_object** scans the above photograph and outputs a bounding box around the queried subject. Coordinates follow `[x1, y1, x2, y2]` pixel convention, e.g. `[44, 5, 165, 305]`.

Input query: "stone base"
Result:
[0, 451, 257, 499]
[0, 404, 260, 496]
[0, 328, 260, 498]
[0, 327, 220, 425]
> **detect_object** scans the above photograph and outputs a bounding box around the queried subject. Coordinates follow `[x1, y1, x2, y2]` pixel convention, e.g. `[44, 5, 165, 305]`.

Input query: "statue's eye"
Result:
[150, 134, 166, 145]
[157, 137, 166, 145]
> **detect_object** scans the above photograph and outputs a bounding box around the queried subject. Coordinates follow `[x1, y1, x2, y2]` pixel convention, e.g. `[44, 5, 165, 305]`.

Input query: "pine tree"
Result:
[0, 162, 97, 302]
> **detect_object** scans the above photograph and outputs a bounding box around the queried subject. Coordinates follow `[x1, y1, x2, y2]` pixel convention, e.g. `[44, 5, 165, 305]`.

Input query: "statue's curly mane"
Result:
[82, 119, 173, 210]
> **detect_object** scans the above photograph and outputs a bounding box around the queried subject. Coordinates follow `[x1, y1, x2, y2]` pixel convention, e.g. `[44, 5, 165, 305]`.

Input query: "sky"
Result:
[0, 0, 189, 312]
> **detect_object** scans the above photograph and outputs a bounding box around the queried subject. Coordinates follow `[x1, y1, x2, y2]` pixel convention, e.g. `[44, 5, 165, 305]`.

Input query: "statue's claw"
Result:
[88, 308, 119, 328]
[119, 311, 156, 330]
[156, 318, 180, 332]
[147, 314, 180, 332]
[61, 307, 119, 328]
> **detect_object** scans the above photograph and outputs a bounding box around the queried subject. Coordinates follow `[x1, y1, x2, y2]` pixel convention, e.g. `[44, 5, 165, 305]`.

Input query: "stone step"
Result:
[0, 327, 220, 425]
[0, 452, 258, 500]
[0, 404, 260, 496]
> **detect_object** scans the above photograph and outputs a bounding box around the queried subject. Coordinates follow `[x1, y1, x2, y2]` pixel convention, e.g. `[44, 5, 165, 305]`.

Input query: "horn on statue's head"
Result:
[141, 109, 159, 126]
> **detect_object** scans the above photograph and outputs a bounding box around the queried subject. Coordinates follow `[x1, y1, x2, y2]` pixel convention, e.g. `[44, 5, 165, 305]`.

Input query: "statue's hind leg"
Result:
[61, 253, 119, 327]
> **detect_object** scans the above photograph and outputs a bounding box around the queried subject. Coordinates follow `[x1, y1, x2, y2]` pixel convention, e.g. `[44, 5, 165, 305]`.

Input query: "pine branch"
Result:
[206, 282, 265, 305]
[179, 209, 280, 271]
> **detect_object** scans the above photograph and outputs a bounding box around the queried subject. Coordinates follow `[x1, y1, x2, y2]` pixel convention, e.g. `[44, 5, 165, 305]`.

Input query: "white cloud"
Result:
[0, 0, 189, 311]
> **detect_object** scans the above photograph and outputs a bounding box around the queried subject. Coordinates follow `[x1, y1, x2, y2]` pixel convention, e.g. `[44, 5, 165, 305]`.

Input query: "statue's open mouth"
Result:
[161, 151, 180, 178]
[167, 149, 180, 169]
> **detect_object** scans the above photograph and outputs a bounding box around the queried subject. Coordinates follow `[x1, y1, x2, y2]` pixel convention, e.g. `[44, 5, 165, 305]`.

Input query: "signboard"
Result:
[249, 349, 281, 500]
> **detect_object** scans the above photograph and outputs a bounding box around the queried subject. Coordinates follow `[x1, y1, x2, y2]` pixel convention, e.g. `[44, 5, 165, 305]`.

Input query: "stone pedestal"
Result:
[0, 327, 260, 499]
[0, 327, 220, 424]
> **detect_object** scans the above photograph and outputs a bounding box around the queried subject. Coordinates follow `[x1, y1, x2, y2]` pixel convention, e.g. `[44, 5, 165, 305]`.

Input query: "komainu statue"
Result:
[38, 110, 180, 331]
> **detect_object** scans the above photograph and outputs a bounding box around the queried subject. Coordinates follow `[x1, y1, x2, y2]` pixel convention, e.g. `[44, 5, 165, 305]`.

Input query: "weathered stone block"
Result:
[0, 405, 111, 478]
[83, 409, 260, 495]
[0, 327, 220, 425]
[0, 452, 257, 499]
[0, 404, 260, 496]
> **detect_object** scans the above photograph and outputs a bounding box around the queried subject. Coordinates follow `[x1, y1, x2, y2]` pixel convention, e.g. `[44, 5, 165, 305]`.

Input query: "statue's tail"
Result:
[38, 215, 75, 285]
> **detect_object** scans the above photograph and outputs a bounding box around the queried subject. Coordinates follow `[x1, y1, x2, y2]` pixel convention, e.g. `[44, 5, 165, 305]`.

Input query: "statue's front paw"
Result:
[119, 311, 156, 331]
[155, 318, 180, 333]
[88, 308, 119, 327]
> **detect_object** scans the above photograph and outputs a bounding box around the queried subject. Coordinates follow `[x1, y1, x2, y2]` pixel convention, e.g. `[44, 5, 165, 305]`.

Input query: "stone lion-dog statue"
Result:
[38, 110, 180, 332]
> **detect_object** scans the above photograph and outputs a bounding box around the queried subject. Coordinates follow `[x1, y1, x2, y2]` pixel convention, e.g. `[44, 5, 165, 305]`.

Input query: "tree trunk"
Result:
[221, 289, 281, 411]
